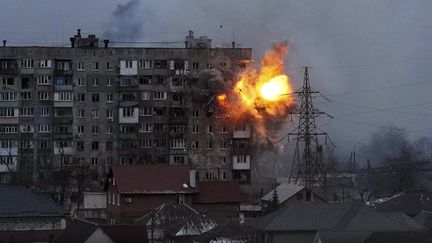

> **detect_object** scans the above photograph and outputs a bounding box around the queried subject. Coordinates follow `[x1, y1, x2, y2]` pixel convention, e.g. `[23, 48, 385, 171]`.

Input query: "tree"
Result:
[268, 188, 280, 212]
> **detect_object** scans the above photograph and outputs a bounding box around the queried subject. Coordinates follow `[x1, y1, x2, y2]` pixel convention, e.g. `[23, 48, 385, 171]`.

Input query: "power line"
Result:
[331, 99, 432, 117]
[326, 79, 432, 96]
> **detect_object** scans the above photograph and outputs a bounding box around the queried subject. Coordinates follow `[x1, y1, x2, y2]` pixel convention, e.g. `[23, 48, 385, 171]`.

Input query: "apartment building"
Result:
[0, 30, 253, 186]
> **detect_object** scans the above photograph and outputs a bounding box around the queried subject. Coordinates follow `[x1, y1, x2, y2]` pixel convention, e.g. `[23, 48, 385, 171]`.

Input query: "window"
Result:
[139, 60, 153, 69]
[76, 78, 85, 86]
[192, 109, 199, 118]
[153, 59, 167, 69]
[139, 76, 152, 85]
[107, 77, 113, 86]
[77, 62, 85, 70]
[120, 78, 136, 86]
[120, 157, 133, 165]
[153, 92, 167, 100]
[106, 62, 112, 70]
[192, 125, 199, 134]
[0, 140, 15, 149]
[39, 140, 48, 149]
[0, 108, 16, 117]
[78, 110, 85, 118]
[206, 125, 213, 134]
[173, 156, 185, 164]
[38, 60, 52, 68]
[121, 93, 136, 101]
[76, 141, 84, 151]
[207, 139, 213, 148]
[191, 141, 199, 149]
[92, 126, 99, 134]
[192, 62, 199, 69]
[206, 172, 213, 180]
[93, 62, 99, 71]
[140, 139, 152, 148]
[21, 59, 34, 68]
[176, 194, 185, 204]
[107, 157, 113, 165]
[56, 61, 71, 70]
[92, 93, 100, 102]
[122, 108, 134, 117]
[106, 94, 113, 103]
[19, 108, 34, 116]
[20, 92, 32, 100]
[20, 124, 34, 133]
[221, 126, 228, 134]
[106, 110, 113, 119]
[91, 141, 99, 150]
[2, 77, 14, 86]
[77, 126, 84, 134]
[139, 123, 152, 133]
[170, 139, 186, 149]
[36, 76, 51, 85]
[106, 125, 113, 134]
[92, 78, 99, 86]
[38, 124, 51, 133]
[142, 91, 151, 100]
[91, 157, 98, 166]
[139, 107, 152, 116]
[222, 172, 227, 180]
[55, 92, 73, 101]
[0, 92, 17, 101]
[125, 60, 133, 68]
[37, 92, 51, 100]
[78, 94, 85, 102]
[220, 140, 227, 149]
[235, 155, 249, 163]
[234, 125, 246, 131]
[91, 110, 99, 118]
[1, 125, 17, 134]
[40, 107, 49, 116]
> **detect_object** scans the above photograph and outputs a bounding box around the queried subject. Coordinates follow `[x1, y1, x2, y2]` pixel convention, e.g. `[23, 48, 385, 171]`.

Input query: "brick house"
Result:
[193, 181, 241, 218]
[106, 165, 198, 223]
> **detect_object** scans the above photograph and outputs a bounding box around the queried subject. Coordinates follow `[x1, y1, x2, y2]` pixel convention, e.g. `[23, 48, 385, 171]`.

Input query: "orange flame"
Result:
[217, 43, 294, 138]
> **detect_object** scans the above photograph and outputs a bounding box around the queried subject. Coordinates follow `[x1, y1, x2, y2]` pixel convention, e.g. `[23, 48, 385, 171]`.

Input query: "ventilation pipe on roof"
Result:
[189, 170, 196, 188]
[103, 39, 109, 48]
[2, 40, 6, 47]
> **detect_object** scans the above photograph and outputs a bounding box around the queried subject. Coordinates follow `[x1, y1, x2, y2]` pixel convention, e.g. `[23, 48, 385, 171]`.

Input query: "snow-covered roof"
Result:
[261, 183, 304, 203]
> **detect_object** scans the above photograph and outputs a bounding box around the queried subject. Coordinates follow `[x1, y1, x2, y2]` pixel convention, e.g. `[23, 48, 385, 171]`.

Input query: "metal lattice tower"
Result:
[289, 67, 328, 188]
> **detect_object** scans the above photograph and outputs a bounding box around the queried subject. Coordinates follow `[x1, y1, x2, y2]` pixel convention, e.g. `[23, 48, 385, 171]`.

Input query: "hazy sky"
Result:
[2, 0, 432, 165]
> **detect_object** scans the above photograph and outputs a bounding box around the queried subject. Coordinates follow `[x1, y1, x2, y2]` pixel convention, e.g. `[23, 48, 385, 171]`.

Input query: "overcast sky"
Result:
[2, 0, 432, 165]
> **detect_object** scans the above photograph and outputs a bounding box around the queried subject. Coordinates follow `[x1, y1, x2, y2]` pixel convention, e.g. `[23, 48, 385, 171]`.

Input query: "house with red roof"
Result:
[106, 165, 198, 223]
[193, 181, 241, 218]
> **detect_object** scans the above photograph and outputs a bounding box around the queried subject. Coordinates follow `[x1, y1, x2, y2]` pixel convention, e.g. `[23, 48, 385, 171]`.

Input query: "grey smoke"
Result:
[99, 0, 432, 172]
[104, 0, 145, 41]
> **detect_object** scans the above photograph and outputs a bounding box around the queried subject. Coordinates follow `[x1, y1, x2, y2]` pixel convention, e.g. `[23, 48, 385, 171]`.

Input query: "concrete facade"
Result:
[0, 30, 253, 186]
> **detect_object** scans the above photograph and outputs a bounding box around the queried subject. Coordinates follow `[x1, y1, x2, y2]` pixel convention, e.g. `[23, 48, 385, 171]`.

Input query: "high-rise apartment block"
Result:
[0, 30, 253, 185]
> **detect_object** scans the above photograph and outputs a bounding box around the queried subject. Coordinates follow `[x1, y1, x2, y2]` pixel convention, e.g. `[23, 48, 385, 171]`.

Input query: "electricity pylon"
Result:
[288, 67, 331, 188]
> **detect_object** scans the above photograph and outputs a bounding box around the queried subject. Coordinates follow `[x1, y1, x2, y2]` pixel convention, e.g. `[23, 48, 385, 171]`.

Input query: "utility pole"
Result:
[288, 67, 332, 188]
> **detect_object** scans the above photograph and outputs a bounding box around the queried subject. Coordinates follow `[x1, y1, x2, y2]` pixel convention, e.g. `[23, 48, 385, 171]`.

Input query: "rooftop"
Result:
[0, 185, 66, 218]
[194, 181, 241, 204]
[111, 165, 198, 194]
[250, 202, 426, 232]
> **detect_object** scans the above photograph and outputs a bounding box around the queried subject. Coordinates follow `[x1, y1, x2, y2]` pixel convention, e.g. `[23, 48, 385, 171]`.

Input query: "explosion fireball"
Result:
[217, 42, 295, 138]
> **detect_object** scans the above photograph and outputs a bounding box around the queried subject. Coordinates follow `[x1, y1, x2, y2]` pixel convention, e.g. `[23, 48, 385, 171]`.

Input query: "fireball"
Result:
[259, 75, 290, 101]
[216, 42, 295, 138]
